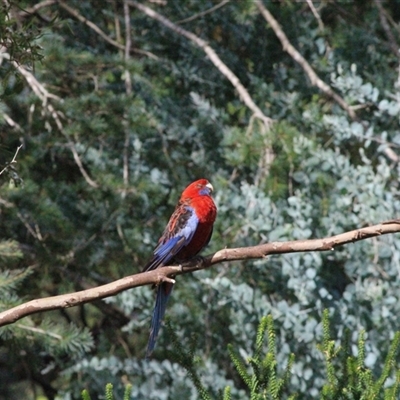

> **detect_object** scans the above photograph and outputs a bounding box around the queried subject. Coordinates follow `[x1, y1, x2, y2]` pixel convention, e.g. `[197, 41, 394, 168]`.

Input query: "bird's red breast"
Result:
[144, 178, 217, 357]
[173, 179, 216, 260]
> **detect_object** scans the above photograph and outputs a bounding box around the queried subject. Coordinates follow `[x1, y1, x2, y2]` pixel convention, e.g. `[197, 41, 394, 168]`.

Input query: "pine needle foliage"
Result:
[165, 319, 213, 400]
[0, 317, 93, 357]
[0, 239, 23, 260]
[224, 313, 400, 399]
[223, 386, 231, 400]
[82, 384, 132, 400]
[319, 309, 400, 400]
[0, 249, 93, 358]
[0, 264, 34, 295]
[228, 315, 295, 400]
[105, 383, 113, 400]
[79, 314, 400, 399]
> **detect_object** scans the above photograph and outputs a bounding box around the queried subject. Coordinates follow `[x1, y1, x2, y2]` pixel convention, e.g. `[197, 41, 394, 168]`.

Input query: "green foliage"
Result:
[165, 320, 213, 400]
[156, 314, 400, 399]
[0, 239, 22, 260]
[81, 383, 132, 400]
[228, 316, 294, 400]
[1, 0, 400, 398]
[0, 2, 44, 67]
[0, 234, 93, 395]
[318, 310, 400, 399]
[223, 386, 231, 400]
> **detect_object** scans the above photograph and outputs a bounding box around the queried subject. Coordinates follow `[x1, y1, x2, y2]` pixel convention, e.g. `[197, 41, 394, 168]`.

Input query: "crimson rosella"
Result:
[143, 179, 217, 357]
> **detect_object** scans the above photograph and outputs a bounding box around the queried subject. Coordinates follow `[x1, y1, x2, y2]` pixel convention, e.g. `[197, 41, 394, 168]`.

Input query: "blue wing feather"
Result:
[144, 206, 199, 271]
[144, 206, 200, 357]
[146, 283, 171, 357]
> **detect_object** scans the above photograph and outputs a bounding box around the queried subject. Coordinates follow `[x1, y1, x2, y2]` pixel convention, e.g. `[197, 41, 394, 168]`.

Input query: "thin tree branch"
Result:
[13, 62, 101, 187]
[305, 0, 324, 32]
[381, 6, 400, 37]
[122, 1, 132, 194]
[256, 1, 357, 120]
[0, 219, 399, 327]
[58, 1, 125, 51]
[58, 1, 158, 60]
[374, 0, 400, 59]
[176, 0, 230, 25]
[123, 1, 132, 75]
[17, 0, 57, 17]
[2, 112, 22, 131]
[128, 0, 273, 130]
[16, 324, 63, 340]
[12, 61, 60, 102]
[68, 144, 99, 188]
[0, 144, 23, 176]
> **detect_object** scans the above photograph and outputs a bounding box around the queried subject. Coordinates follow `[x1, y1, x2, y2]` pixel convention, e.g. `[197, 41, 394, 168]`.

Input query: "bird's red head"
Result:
[180, 179, 214, 200]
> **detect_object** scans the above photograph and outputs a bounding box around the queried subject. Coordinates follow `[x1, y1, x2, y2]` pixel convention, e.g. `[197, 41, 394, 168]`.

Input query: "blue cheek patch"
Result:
[198, 187, 211, 196]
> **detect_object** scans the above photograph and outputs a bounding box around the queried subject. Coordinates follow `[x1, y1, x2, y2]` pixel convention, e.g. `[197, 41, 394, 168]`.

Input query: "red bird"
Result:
[143, 179, 217, 357]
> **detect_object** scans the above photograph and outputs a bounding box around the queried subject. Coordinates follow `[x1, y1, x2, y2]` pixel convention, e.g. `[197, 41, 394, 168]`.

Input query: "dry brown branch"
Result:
[1, 219, 399, 327]
[176, 0, 230, 24]
[128, 0, 273, 130]
[256, 1, 357, 121]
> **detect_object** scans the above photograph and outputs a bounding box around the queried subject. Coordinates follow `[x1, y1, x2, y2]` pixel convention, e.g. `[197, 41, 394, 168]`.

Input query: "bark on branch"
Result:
[0, 219, 399, 327]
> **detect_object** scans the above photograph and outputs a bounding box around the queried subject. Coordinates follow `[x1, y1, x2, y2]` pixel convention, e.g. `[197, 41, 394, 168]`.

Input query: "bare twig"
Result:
[256, 1, 357, 120]
[58, 1, 158, 60]
[12, 61, 60, 102]
[374, 0, 400, 59]
[68, 144, 99, 188]
[58, 1, 125, 50]
[381, 6, 400, 37]
[122, 1, 131, 193]
[176, 0, 230, 24]
[122, 131, 130, 190]
[305, 0, 324, 31]
[0, 144, 23, 176]
[2, 113, 22, 131]
[123, 0, 132, 95]
[128, 0, 273, 130]
[17, 0, 57, 17]
[16, 324, 63, 340]
[0, 219, 399, 327]
[12, 62, 101, 187]
[16, 212, 40, 240]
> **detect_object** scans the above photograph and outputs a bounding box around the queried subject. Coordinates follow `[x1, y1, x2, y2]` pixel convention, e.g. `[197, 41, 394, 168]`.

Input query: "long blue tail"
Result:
[146, 282, 173, 358]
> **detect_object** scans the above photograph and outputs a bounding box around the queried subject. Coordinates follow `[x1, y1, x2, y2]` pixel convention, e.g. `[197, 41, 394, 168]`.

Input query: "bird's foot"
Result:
[191, 255, 205, 269]
[177, 256, 205, 272]
[161, 276, 176, 285]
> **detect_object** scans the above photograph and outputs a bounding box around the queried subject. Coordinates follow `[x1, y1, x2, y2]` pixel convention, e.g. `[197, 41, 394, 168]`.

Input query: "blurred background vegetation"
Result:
[1, 0, 400, 398]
